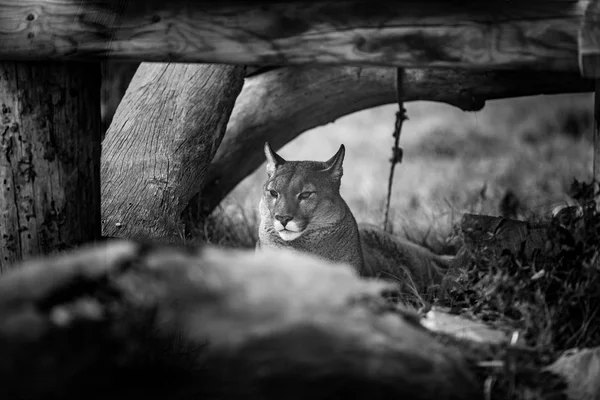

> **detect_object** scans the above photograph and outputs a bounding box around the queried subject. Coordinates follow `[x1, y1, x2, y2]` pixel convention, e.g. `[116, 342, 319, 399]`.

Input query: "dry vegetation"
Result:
[197, 92, 600, 361]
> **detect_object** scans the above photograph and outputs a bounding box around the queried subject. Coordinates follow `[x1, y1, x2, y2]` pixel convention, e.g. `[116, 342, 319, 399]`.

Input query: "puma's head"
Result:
[261, 142, 346, 242]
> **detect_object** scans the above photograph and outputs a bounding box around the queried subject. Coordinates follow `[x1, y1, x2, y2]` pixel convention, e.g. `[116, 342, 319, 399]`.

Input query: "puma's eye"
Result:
[268, 189, 278, 198]
[298, 191, 313, 200]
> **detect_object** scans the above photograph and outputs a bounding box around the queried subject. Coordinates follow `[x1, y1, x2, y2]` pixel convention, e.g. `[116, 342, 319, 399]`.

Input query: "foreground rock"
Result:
[546, 347, 600, 400]
[0, 242, 481, 400]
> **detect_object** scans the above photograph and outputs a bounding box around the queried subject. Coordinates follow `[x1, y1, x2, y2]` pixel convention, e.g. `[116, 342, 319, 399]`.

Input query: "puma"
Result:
[257, 142, 365, 273]
[256, 142, 453, 290]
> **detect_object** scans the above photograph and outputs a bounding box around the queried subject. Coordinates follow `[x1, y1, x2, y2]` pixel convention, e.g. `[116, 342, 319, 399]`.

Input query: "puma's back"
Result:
[359, 223, 453, 292]
[256, 143, 365, 273]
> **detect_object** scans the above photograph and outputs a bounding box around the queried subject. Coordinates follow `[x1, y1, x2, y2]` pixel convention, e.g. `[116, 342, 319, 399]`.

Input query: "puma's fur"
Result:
[359, 223, 452, 291]
[256, 142, 453, 289]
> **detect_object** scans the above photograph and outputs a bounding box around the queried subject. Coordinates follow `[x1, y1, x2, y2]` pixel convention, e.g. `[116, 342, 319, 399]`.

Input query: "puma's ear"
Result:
[323, 144, 345, 180]
[264, 142, 286, 176]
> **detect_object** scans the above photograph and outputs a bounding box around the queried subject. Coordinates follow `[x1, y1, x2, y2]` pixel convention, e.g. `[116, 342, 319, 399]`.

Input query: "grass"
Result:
[438, 178, 600, 355]
[214, 93, 593, 251]
[195, 92, 600, 359]
[73, 91, 598, 398]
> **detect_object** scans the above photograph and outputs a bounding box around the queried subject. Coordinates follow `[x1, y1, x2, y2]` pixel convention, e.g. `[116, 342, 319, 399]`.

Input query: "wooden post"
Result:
[579, 0, 600, 78]
[101, 63, 245, 241]
[579, 0, 600, 200]
[0, 62, 102, 271]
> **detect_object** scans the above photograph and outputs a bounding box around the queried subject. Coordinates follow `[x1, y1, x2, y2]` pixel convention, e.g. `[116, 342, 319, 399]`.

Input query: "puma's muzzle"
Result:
[273, 219, 304, 241]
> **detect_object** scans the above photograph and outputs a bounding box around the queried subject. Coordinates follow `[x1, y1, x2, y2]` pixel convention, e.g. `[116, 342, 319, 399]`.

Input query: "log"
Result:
[0, 61, 102, 271]
[100, 64, 267, 135]
[189, 66, 594, 218]
[460, 213, 551, 261]
[0, 0, 590, 71]
[456, 212, 591, 275]
[101, 63, 245, 241]
[0, 241, 483, 400]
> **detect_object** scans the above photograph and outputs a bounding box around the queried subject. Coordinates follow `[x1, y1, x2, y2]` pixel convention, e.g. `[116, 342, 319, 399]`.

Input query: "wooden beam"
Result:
[187, 66, 594, 219]
[0, 61, 102, 271]
[0, 0, 590, 70]
[579, 0, 600, 77]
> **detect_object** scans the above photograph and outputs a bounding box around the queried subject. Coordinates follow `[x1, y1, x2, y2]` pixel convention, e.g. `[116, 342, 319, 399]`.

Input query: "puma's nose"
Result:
[275, 214, 293, 227]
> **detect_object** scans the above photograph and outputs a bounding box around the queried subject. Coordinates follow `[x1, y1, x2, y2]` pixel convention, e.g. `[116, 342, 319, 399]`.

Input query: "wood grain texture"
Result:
[101, 62, 245, 241]
[579, 0, 600, 77]
[188, 66, 594, 218]
[0, 61, 102, 271]
[100, 63, 274, 131]
[0, 0, 590, 70]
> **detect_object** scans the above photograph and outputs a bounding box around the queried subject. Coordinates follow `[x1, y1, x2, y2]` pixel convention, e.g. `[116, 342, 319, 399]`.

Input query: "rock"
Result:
[545, 347, 600, 400]
[0, 242, 482, 400]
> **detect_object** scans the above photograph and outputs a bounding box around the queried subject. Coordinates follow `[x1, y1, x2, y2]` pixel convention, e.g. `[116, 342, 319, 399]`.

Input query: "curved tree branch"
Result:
[188, 66, 593, 219]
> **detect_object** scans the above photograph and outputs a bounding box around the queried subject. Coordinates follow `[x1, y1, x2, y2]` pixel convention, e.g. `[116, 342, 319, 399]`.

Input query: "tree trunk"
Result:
[101, 63, 245, 241]
[188, 66, 594, 219]
[0, 61, 102, 271]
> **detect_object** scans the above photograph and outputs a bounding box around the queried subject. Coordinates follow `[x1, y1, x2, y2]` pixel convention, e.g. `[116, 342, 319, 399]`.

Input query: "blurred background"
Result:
[216, 93, 594, 247]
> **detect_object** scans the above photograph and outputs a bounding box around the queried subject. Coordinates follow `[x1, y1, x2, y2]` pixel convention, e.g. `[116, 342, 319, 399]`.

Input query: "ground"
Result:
[210, 92, 594, 252]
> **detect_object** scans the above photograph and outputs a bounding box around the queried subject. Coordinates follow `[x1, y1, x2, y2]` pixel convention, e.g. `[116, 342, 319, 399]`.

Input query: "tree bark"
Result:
[0, 61, 102, 271]
[0, 0, 588, 72]
[101, 63, 245, 241]
[189, 66, 594, 218]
